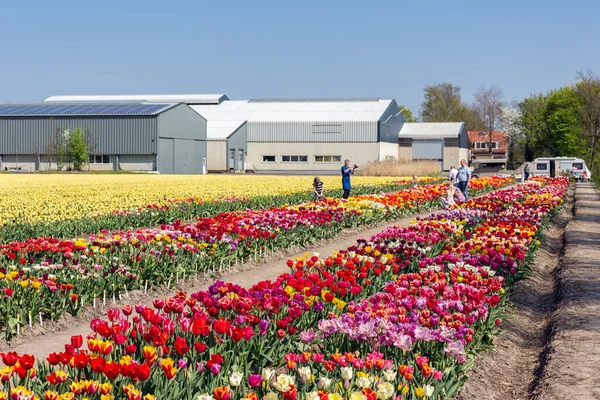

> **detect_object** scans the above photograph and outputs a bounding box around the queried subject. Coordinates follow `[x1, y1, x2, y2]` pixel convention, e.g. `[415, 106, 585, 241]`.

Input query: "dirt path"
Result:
[458, 182, 600, 400]
[530, 182, 600, 400]
[456, 186, 573, 400]
[7, 208, 437, 359]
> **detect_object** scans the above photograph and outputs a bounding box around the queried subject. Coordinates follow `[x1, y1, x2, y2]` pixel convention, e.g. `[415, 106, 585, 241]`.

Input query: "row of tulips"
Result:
[0, 177, 568, 399]
[0, 177, 511, 338]
[0, 178, 443, 244]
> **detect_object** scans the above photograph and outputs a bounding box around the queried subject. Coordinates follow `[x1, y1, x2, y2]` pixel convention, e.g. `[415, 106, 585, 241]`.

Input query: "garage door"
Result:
[412, 140, 443, 170]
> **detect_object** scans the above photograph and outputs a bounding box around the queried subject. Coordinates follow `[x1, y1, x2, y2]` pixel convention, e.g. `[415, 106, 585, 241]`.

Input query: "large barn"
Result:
[0, 102, 207, 174]
[192, 98, 404, 173]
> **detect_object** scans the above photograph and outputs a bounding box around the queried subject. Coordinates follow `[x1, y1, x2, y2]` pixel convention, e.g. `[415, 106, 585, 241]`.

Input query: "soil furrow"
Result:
[456, 186, 574, 400]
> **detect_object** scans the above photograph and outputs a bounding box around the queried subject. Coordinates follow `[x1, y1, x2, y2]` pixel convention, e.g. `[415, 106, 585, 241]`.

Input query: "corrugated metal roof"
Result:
[248, 98, 382, 103]
[399, 122, 465, 139]
[0, 102, 176, 117]
[44, 94, 228, 105]
[192, 99, 393, 122]
[206, 120, 246, 141]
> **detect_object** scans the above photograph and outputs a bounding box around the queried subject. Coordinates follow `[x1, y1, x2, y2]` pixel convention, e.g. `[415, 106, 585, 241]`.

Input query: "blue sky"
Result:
[1, 0, 598, 115]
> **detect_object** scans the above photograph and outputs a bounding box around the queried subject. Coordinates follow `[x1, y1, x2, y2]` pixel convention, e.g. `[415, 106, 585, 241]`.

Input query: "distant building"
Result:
[0, 102, 207, 174]
[191, 98, 404, 173]
[467, 130, 509, 169]
[45, 95, 404, 173]
[398, 122, 470, 171]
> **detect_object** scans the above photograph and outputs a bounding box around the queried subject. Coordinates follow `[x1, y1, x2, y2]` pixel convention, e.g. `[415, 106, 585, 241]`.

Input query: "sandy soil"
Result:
[531, 183, 600, 400]
[5, 209, 437, 359]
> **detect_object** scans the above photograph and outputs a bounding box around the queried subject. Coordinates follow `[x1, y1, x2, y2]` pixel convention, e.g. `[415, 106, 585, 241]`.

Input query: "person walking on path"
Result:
[341, 159, 356, 199]
[313, 176, 325, 200]
[456, 159, 471, 200]
[448, 166, 458, 184]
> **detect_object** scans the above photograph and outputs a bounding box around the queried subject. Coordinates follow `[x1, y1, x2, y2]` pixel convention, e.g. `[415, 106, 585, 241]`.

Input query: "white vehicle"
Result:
[531, 157, 591, 180]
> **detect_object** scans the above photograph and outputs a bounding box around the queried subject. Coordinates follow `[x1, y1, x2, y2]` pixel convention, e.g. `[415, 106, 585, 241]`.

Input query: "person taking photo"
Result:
[341, 159, 356, 199]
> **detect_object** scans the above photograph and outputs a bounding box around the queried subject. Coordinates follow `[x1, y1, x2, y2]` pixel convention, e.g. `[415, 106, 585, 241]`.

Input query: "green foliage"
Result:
[519, 93, 551, 160]
[398, 105, 417, 122]
[545, 87, 582, 157]
[419, 82, 486, 130]
[67, 128, 89, 171]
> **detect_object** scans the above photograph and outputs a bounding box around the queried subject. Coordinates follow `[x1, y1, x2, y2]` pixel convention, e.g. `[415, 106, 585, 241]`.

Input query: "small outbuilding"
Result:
[0, 102, 207, 174]
[398, 122, 470, 171]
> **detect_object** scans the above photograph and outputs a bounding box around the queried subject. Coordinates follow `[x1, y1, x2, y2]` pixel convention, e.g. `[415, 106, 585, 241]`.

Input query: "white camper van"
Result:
[532, 157, 591, 180]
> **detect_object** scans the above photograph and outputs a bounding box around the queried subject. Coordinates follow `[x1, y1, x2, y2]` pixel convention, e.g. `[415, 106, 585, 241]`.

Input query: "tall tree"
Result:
[460, 105, 487, 131]
[499, 106, 523, 165]
[398, 105, 417, 122]
[518, 93, 550, 160]
[473, 86, 504, 156]
[419, 82, 485, 130]
[545, 87, 582, 157]
[420, 83, 464, 122]
[574, 70, 600, 174]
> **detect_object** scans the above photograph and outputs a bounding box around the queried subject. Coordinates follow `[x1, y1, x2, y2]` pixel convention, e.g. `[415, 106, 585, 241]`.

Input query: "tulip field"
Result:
[0, 175, 570, 400]
[0, 175, 440, 243]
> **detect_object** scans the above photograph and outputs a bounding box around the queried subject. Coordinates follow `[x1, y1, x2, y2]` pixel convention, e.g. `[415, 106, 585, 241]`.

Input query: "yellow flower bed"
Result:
[0, 174, 400, 225]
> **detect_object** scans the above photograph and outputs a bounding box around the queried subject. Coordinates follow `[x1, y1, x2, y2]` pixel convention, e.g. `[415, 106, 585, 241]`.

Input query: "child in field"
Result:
[412, 176, 418, 189]
[313, 177, 325, 200]
[440, 181, 465, 209]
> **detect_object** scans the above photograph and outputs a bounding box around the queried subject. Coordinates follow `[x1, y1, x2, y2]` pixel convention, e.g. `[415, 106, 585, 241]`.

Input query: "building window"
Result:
[536, 163, 548, 171]
[314, 155, 342, 163]
[282, 155, 308, 163]
[474, 141, 498, 149]
[262, 155, 276, 163]
[445, 138, 459, 147]
[312, 124, 342, 134]
[89, 155, 110, 164]
[398, 138, 412, 147]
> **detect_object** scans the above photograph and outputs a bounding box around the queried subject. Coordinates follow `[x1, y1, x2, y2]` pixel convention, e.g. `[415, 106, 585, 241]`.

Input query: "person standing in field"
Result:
[448, 166, 458, 184]
[341, 159, 356, 199]
[524, 163, 530, 181]
[313, 176, 325, 200]
[456, 159, 471, 200]
[412, 175, 418, 189]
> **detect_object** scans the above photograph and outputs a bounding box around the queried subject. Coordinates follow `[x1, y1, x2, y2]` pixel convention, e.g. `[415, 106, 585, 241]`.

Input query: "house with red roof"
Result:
[467, 130, 509, 170]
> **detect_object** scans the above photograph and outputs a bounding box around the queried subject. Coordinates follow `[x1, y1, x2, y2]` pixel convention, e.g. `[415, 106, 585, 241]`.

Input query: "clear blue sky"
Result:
[1, 0, 598, 115]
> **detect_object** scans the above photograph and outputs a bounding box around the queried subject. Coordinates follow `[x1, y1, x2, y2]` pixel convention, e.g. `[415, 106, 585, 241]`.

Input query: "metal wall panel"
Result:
[412, 140, 444, 159]
[378, 99, 404, 144]
[157, 138, 174, 174]
[247, 121, 378, 142]
[0, 117, 157, 154]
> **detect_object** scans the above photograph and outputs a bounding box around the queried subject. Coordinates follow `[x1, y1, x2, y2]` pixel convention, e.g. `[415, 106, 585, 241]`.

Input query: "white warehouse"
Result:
[192, 98, 404, 173]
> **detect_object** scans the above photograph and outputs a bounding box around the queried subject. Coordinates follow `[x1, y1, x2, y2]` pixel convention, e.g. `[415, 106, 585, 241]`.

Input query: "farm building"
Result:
[0, 102, 207, 174]
[398, 122, 470, 171]
[44, 94, 229, 105]
[47, 95, 404, 173]
[192, 98, 404, 173]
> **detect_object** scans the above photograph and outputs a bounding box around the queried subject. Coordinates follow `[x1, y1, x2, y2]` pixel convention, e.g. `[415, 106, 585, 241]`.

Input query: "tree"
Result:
[420, 83, 464, 122]
[419, 82, 486, 130]
[398, 105, 417, 122]
[67, 128, 89, 171]
[518, 93, 550, 161]
[499, 106, 523, 165]
[460, 105, 487, 131]
[574, 70, 600, 174]
[473, 86, 504, 156]
[545, 87, 582, 157]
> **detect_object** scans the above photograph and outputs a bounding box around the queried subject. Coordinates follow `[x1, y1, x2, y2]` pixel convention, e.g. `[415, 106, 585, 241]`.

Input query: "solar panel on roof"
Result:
[0, 103, 173, 116]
